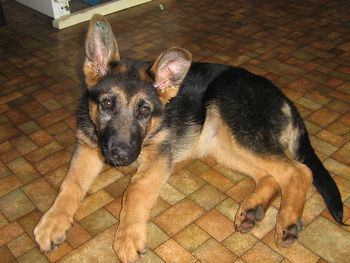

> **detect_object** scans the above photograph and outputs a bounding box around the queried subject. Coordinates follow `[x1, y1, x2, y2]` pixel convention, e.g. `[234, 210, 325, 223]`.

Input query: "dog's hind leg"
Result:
[34, 143, 104, 252]
[235, 175, 279, 233]
[271, 161, 312, 247]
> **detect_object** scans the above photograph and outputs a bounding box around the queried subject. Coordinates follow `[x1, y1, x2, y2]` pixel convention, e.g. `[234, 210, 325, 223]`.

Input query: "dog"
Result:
[34, 14, 344, 263]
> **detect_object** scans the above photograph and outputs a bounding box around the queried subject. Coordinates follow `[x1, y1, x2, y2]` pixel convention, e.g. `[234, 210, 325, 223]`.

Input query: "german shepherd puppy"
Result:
[34, 15, 343, 262]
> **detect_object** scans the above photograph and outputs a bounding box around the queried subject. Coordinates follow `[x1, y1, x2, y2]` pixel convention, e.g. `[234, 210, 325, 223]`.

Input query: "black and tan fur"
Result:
[34, 15, 344, 263]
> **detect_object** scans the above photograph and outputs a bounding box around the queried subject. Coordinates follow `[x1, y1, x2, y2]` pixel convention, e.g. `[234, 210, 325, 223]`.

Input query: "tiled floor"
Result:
[0, 0, 349, 262]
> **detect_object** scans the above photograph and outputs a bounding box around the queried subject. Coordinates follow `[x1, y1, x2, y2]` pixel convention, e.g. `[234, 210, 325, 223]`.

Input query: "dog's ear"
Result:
[83, 14, 120, 88]
[151, 47, 192, 104]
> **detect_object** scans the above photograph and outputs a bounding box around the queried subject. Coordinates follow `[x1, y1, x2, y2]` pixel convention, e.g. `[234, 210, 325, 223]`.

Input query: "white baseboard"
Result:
[53, 0, 151, 29]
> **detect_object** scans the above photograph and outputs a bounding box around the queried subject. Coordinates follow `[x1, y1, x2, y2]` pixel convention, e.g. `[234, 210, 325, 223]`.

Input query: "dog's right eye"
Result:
[101, 99, 113, 110]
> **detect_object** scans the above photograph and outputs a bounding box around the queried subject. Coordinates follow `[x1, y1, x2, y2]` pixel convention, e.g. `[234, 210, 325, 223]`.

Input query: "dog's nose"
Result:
[110, 145, 130, 162]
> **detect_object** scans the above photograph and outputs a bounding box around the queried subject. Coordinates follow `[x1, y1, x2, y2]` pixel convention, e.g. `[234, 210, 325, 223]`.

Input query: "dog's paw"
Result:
[235, 204, 264, 233]
[34, 211, 72, 252]
[114, 223, 147, 263]
[275, 219, 303, 247]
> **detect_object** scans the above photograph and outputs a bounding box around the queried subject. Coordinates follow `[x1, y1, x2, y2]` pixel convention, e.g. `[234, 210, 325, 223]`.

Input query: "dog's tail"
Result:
[289, 109, 343, 224]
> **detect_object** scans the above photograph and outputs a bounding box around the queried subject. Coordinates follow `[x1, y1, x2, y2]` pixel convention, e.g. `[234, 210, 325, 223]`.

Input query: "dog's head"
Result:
[83, 15, 192, 166]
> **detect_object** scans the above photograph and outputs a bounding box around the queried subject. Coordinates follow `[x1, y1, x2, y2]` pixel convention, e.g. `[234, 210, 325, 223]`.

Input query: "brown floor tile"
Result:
[193, 238, 237, 263]
[316, 129, 347, 147]
[307, 107, 340, 128]
[196, 209, 235, 242]
[79, 208, 117, 237]
[186, 160, 210, 175]
[19, 101, 47, 119]
[226, 177, 255, 203]
[215, 197, 240, 221]
[45, 122, 70, 136]
[199, 168, 235, 192]
[7, 233, 35, 257]
[323, 158, 350, 181]
[213, 164, 246, 184]
[0, 161, 11, 179]
[65, 221, 91, 249]
[74, 190, 113, 221]
[0, 222, 24, 247]
[0, 175, 22, 198]
[17, 210, 42, 240]
[173, 223, 209, 252]
[7, 157, 39, 184]
[36, 108, 71, 127]
[0, 148, 21, 164]
[168, 169, 206, 196]
[326, 98, 350, 114]
[88, 168, 124, 195]
[105, 197, 123, 220]
[18, 121, 40, 135]
[302, 193, 327, 226]
[43, 164, 68, 190]
[250, 207, 278, 240]
[331, 141, 350, 165]
[0, 212, 8, 229]
[153, 198, 205, 236]
[262, 230, 319, 263]
[104, 175, 131, 199]
[150, 197, 171, 219]
[45, 242, 72, 262]
[10, 135, 38, 155]
[241, 242, 283, 263]
[154, 239, 196, 263]
[299, 217, 350, 263]
[22, 178, 57, 213]
[140, 250, 164, 263]
[333, 176, 350, 201]
[0, 245, 17, 263]
[34, 150, 72, 175]
[309, 136, 337, 156]
[58, 226, 118, 263]
[25, 141, 63, 163]
[189, 184, 226, 211]
[223, 232, 258, 257]
[159, 183, 186, 205]
[326, 121, 350, 136]
[29, 130, 54, 147]
[0, 190, 35, 222]
[147, 222, 169, 249]
[17, 248, 49, 263]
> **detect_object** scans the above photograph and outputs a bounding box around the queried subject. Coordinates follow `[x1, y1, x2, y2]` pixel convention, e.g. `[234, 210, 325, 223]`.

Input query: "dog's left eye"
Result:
[139, 105, 151, 117]
[101, 99, 113, 110]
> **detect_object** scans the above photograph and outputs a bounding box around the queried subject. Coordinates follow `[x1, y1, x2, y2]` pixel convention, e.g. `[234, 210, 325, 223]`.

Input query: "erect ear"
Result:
[151, 47, 192, 104]
[83, 14, 120, 88]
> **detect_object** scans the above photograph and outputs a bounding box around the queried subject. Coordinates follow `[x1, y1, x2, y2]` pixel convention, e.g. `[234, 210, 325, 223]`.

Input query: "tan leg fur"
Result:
[34, 141, 104, 252]
[114, 131, 172, 263]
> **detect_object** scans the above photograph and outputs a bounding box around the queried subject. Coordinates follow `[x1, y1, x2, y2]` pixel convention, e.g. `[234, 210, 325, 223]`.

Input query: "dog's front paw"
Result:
[114, 223, 147, 263]
[34, 211, 72, 252]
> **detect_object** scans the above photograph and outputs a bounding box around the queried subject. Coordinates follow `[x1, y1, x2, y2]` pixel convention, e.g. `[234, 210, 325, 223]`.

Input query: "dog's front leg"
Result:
[34, 144, 104, 252]
[114, 155, 171, 263]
